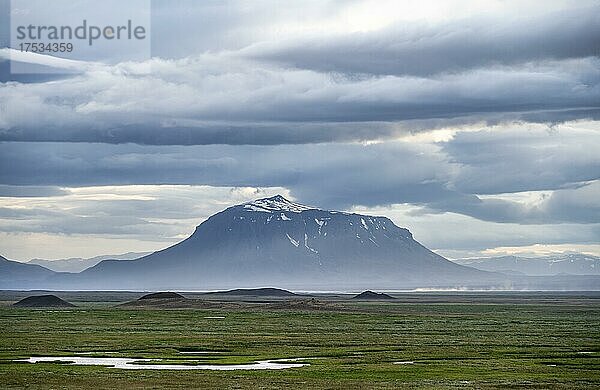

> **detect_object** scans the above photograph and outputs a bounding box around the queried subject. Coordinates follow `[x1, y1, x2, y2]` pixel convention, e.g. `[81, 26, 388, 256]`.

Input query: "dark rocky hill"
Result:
[138, 292, 186, 300]
[352, 290, 395, 300]
[13, 294, 75, 308]
[204, 287, 299, 297]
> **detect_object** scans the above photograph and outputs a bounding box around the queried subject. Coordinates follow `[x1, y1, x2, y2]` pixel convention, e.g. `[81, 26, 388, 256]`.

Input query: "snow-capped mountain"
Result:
[28, 252, 150, 273]
[51, 195, 497, 289]
[453, 254, 600, 276]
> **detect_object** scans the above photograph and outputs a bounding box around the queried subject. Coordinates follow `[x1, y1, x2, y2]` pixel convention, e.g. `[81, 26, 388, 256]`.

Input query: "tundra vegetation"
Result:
[0, 291, 598, 389]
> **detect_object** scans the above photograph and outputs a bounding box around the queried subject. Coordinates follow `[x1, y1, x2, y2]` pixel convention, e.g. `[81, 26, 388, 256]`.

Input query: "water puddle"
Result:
[43, 311, 73, 313]
[393, 361, 414, 365]
[16, 356, 308, 371]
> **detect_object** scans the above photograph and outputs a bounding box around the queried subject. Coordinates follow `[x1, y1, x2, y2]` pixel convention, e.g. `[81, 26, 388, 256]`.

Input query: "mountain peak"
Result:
[242, 195, 315, 213]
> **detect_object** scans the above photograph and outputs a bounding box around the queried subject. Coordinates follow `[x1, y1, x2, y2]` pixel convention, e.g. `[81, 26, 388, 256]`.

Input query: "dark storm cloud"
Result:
[0, 142, 457, 210]
[2, 1, 599, 146]
[0, 121, 405, 145]
[421, 183, 600, 225]
[0, 141, 448, 190]
[540, 181, 600, 224]
[0, 0, 7, 48]
[0, 185, 67, 197]
[1, 55, 599, 145]
[442, 127, 600, 194]
[0, 131, 598, 225]
[244, 6, 600, 77]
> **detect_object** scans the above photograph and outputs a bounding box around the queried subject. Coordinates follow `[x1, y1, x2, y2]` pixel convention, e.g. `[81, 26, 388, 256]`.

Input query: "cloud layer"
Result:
[1, 0, 599, 260]
[1, 123, 598, 226]
[1, 52, 599, 145]
[1, 2, 599, 146]
[244, 6, 600, 77]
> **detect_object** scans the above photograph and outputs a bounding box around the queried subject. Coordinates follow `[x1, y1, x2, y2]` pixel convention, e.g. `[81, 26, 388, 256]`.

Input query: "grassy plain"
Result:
[0, 292, 598, 389]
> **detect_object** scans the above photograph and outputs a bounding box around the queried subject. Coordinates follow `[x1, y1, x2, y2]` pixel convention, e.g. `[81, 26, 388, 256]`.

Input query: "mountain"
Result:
[0, 255, 56, 288]
[352, 291, 395, 300]
[28, 252, 150, 273]
[453, 254, 600, 276]
[52, 195, 500, 290]
[204, 288, 300, 297]
[13, 294, 75, 308]
[138, 292, 186, 300]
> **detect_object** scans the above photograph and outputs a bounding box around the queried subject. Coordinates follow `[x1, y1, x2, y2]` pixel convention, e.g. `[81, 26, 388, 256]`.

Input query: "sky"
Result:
[0, 0, 599, 261]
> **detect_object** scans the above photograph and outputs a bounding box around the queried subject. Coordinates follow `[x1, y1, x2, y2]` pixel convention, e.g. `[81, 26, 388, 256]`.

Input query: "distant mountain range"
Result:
[0, 255, 56, 288]
[452, 254, 600, 276]
[27, 252, 150, 273]
[1, 195, 599, 290]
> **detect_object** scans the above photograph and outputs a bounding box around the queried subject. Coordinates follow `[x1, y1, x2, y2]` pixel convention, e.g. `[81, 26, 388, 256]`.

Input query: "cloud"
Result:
[0, 185, 287, 237]
[480, 243, 600, 258]
[351, 203, 600, 255]
[2, 184, 598, 261]
[0, 185, 67, 197]
[1, 53, 598, 145]
[2, 1, 599, 147]
[421, 182, 600, 224]
[149, 0, 347, 58]
[1, 121, 598, 225]
[0, 140, 453, 192]
[0, 48, 100, 72]
[243, 5, 600, 77]
[540, 180, 600, 224]
[442, 124, 600, 194]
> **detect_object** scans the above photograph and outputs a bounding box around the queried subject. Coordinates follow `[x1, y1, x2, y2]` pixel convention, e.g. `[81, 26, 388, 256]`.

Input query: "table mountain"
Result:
[54, 195, 498, 290]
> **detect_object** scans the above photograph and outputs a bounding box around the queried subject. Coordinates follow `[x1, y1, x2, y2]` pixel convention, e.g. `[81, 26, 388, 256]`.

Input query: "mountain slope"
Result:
[453, 254, 600, 276]
[55, 195, 498, 290]
[28, 252, 149, 273]
[0, 255, 56, 288]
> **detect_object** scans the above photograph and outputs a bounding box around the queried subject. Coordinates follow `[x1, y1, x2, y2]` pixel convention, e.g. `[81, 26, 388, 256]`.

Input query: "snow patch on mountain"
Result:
[243, 195, 314, 213]
[315, 218, 327, 235]
[286, 233, 299, 247]
[304, 233, 318, 254]
[361, 218, 369, 230]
